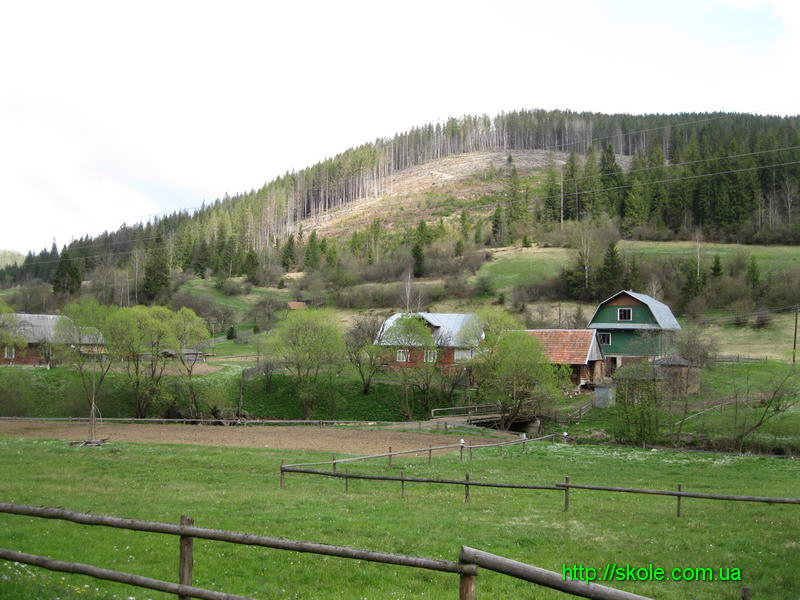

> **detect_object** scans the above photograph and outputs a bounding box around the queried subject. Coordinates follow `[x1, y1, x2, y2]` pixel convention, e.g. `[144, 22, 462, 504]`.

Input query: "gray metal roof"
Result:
[1, 314, 104, 345]
[377, 312, 479, 348]
[588, 290, 681, 331]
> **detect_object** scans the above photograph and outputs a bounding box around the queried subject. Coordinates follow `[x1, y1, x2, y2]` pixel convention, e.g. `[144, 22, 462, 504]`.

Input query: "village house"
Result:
[0, 313, 105, 367]
[587, 290, 681, 374]
[523, 329, 605, 387]
[376, 312, 481, 372]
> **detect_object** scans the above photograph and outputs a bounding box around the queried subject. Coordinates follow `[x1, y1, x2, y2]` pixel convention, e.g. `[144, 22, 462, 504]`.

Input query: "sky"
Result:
[0, 0, 798, 254]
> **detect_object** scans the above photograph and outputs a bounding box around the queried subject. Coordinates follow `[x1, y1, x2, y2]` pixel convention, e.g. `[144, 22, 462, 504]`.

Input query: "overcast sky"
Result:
[1, 0, 798, 254]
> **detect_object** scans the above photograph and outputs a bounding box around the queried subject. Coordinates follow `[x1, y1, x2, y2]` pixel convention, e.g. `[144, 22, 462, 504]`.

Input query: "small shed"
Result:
[652, 355, 700, 396]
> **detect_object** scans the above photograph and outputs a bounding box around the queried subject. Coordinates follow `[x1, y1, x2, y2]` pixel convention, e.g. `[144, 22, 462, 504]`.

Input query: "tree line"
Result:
[2, 109, 798, 291]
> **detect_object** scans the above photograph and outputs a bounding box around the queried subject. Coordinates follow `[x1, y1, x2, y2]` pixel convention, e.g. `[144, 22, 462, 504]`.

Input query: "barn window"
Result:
[598, 333, 611, 345]
[3, 346, 15, 360]
[396, 349, 410, 362]
[618, 308, 632, 321]
[424, 350, 438, 363]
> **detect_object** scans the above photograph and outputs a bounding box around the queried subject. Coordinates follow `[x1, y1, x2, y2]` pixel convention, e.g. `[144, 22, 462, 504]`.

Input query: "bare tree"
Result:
[345, 313, 388, 395]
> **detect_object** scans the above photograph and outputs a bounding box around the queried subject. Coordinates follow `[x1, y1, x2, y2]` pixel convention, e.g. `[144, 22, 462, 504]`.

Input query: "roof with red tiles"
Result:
[523, 329, 603, 365]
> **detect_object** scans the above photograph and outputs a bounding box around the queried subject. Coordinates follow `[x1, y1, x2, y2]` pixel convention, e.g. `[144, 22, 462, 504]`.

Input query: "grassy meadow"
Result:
[1, 436, 799, 599]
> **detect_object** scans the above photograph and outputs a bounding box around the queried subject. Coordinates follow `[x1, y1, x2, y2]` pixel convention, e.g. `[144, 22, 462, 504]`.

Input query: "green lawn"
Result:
[478, 240, 800, 292]
[0, 436, 798, 599]
[179, 278, 291, 320]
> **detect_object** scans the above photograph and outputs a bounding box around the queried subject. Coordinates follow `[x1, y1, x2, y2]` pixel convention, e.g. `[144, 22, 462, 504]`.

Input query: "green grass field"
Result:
[179, 278, 291, 320]
[0, 436, 798, 599]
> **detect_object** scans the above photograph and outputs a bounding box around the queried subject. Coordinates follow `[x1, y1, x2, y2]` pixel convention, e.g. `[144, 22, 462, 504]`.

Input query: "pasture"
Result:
[1, 430, 798, 599]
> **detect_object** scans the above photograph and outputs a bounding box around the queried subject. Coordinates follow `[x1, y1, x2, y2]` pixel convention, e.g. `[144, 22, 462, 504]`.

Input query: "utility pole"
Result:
[793, 304, 798, 366]
[560, 170, 564, 229]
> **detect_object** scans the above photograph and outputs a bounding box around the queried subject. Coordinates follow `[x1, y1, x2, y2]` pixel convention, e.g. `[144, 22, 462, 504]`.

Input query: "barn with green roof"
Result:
[587, 290, 681, 373]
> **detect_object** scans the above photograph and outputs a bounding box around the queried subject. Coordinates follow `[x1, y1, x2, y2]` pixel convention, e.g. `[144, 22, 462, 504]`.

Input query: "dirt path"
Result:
[0, 421, 502, 456]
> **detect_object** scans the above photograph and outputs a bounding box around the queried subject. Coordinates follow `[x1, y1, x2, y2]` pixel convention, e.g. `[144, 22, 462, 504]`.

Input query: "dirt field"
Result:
[0, 421, 502, 456]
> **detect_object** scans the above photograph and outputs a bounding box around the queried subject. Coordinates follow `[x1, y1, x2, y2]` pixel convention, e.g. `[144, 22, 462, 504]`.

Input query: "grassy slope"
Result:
[0, 436, 798, 599]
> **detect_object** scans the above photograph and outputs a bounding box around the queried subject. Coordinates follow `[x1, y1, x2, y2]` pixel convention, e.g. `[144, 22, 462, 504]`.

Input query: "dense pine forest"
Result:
[2, 108, 799, 299]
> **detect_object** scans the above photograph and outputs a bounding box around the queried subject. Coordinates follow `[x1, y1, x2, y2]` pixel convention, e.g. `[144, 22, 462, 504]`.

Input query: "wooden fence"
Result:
[0, 501, 654, 600]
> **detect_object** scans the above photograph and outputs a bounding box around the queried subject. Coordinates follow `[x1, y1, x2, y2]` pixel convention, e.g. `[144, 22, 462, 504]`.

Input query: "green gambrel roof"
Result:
[588, 290, 681, 331]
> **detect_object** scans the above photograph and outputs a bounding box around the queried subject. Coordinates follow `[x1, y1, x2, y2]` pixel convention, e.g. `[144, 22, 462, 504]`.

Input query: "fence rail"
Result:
[0, 501, 658, 600]
[0, 416, 393, 426]
[0, 548, 254, 600]
[460, 546, 652, 600]
[555, 483, 800, 505]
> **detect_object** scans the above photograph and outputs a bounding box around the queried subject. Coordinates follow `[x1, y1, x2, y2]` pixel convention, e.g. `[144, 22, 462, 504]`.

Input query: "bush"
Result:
[472, 274, 495, 297]
[221, 279, 245, 296]
[226, 326, 237, 340]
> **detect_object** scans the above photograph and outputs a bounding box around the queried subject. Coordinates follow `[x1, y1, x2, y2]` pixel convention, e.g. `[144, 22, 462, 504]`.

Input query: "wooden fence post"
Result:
[345, 468, 349, 493]
[460, 444, 464, 461]
[332, 454, 337, 473]
[459, 572, 477, 600]
[469, 446, 473, 461]
[464, 473, 470, 503]
[178, 515, 193, 600]
[563, 476, 570, 512]
[677, 484, 682, 517]
[428, 446, 432, 464]
[400, 471, 405, 498]
[388, 447, 392, 467]
[279, 459, 285, 489]
[740, 586, 752, 600]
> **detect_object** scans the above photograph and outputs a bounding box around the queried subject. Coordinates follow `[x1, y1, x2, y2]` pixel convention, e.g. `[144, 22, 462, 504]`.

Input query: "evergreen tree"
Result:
[304, 231, 322, 271]
[491, 206, 507, 246]
[194, 240, 211, 277]
[242, 249, 260, 282]
[597, 243, 624, 299]
[474, 220, 484, 245]
[459, 211, 470, 238]
[711, 255, 723, 278]
[142, 236, 170, 301]
[52, 248, 82, 295]
[541, 153, 562, 222]
[747, 256, 761, 293]
[411, 243, 425, 277]
[579, 147, 602, 218]
[599, 144, 625, 215]
[324, 243, 339, 268]
[281, 234, 296, 271]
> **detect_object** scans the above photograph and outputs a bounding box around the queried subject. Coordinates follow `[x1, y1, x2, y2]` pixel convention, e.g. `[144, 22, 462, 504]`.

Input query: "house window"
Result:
[3, 346, 14, 360]
[454, 349, 474, 361]
[424, 350, 438, 363]
[618, 308, 632, 321]
[396, 349, 410, 362]
[598, 333, 611, 345]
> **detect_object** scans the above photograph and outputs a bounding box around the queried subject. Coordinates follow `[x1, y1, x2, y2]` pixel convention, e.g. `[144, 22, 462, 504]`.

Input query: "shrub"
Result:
[226, 326, 237, 340]
[472, 274, 495, 297]
[221, 279, 245, 296]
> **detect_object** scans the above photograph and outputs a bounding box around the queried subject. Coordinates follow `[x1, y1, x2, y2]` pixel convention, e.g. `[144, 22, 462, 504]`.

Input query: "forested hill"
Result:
[2, 108, 800, 289]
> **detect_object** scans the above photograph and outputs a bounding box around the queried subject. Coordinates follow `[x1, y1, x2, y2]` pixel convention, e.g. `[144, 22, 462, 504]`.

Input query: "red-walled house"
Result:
[524, 329, 605, 387]
[376, 312, 481, 372]
[0, 314, 105, 367]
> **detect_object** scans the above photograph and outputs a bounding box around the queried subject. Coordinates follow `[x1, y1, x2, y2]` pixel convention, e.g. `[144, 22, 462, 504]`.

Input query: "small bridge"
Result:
[431, 400, 593, 428]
